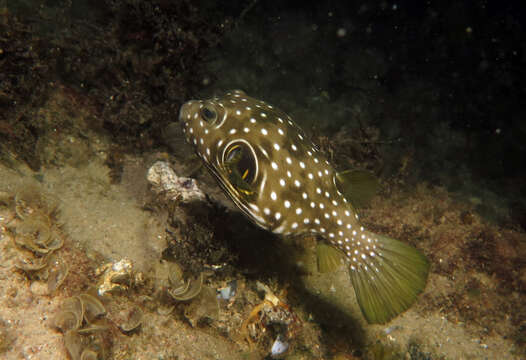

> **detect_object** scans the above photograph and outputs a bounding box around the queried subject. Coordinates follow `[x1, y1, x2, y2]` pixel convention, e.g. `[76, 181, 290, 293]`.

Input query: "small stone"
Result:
[30, 281, 49, 296]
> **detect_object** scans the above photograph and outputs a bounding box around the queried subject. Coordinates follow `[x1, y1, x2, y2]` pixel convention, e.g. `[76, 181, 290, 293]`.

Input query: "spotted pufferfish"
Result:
[179, 90, 429, 324]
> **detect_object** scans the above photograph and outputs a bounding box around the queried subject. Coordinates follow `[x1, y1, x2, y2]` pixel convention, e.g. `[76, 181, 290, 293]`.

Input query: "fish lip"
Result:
[178, 100, 199, 124]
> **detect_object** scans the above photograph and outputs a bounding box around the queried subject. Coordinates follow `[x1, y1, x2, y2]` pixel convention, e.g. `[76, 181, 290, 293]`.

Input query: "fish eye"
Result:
[200, 106, 217, 124]
[224, 143, 257, 185]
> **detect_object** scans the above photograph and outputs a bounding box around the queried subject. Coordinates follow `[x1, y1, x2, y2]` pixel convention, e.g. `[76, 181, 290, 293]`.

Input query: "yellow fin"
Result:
[317, 243, 344, 273]
[335, 169, 379, 208]
[349, 233, 429, 324]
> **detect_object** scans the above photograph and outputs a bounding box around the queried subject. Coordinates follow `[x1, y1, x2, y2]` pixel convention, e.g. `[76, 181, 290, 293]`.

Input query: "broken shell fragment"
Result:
[64, 330, 86, 360]
[53, 295, 111, 359]
[52, 311, 81, 333]
[147, 161, 206, 203]
[157, 304, 175, 316]
[184, 285, 219, 326]
[14, 186, 57, 220]
[61, 297, 84, 330]
[17, 218, 51, 246]
[270, 335, 289, 358]
[14, 254, 49, 272]
[14, 232, 51, 255]
[80, 349, 98, 360]
[0, 193, 15, 224]
[45, 234, 64, 251]
[118, 306, 143, 332]
[76, 322, 109, 334]
[168, 273, 203, 301]
[217, 280, 237, 301]
[47, 257, 69, 294]
[96, 258, 134, 296]
[78, 293, 106, 324]
[167, 261, 184, 287]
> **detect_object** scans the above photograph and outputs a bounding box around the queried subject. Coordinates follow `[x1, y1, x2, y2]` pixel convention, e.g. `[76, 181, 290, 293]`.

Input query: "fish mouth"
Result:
[179, 100, 202, 128]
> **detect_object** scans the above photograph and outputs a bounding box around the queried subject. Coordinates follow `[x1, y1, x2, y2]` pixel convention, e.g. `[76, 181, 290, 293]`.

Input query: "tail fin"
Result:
[349, 232, 429, 324]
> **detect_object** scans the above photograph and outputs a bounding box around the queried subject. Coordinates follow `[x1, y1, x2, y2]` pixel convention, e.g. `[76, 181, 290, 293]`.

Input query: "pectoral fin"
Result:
[335, 169, 379, 208]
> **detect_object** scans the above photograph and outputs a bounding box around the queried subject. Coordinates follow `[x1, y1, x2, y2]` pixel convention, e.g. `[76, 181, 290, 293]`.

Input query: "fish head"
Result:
[179, 89, 325, 232]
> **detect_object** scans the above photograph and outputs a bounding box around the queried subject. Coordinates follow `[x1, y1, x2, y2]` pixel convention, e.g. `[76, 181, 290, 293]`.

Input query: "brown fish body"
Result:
[179, 90, 429, 323]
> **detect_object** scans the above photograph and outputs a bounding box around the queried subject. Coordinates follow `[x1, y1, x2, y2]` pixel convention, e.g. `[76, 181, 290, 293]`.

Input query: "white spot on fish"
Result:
[261, 128, 268, 135]
[271, 162, 278, 170]
[270, 191, 277, 201]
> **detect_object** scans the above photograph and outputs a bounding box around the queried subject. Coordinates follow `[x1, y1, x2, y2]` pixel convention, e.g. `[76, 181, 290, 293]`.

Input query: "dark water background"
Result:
[1, 0, 525, 223]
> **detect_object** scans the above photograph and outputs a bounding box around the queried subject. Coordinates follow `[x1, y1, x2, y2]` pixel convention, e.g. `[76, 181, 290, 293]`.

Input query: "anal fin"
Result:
[317, 243, 345, 273]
